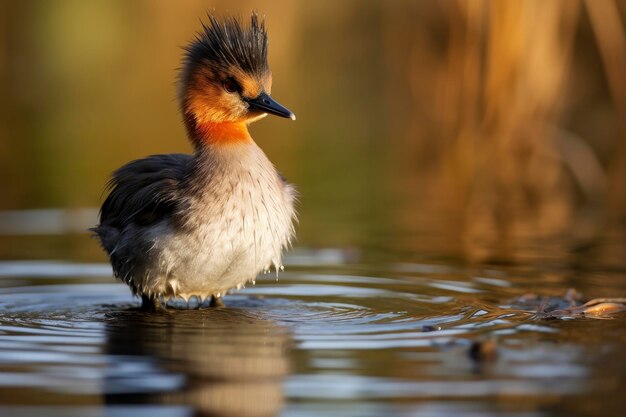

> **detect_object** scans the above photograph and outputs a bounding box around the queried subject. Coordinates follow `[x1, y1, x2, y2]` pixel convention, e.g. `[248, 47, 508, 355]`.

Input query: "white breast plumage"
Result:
[137, 142, 296, 301]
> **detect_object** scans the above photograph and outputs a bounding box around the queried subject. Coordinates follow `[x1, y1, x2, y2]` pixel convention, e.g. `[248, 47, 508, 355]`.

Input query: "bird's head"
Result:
[180, 13, 294, 138]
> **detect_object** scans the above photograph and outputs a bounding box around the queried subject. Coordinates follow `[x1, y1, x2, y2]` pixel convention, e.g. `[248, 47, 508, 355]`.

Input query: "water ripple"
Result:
[0, 258, 622, 416]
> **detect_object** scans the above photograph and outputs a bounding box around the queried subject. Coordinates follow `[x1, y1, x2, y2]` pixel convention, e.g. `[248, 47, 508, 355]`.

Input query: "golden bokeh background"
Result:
[1, 0, 625, 265]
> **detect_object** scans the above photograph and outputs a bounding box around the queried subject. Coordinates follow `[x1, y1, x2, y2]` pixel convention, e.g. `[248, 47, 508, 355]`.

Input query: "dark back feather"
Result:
[95, 154, 192, 232]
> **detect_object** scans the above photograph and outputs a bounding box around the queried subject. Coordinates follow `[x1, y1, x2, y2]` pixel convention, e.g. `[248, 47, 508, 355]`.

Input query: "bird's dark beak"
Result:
[246, 92, 296, 121]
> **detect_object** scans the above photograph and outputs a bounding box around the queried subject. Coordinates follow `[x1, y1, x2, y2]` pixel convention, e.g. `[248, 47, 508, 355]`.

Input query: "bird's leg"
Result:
[140, 294, 165, 311]
[209, 295, 224, 307]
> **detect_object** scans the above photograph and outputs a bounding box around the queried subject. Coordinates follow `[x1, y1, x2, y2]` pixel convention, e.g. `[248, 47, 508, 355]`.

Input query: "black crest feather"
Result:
[184, 13, 269, 78]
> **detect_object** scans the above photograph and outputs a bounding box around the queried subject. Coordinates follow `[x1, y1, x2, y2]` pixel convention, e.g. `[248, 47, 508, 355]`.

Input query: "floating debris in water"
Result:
[421, 325, 441, 332]
[511, 288, 626, 319]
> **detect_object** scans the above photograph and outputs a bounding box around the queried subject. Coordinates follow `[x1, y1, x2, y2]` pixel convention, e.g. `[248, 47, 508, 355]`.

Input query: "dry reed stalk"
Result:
[585, 0, 626, 223]
[420, 1, 583, 261]
[465, 1, 582, 261]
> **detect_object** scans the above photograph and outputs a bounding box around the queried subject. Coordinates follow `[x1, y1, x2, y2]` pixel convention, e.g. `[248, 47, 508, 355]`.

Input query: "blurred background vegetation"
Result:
[1, 0, 625, 266]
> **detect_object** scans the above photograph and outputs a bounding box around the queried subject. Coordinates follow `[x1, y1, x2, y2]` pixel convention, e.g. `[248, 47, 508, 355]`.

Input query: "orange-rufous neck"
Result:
[195, 121, 252, 145]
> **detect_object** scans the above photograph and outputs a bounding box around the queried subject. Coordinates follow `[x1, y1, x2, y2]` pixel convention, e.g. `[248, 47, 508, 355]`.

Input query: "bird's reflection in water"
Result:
[104, 304, 292, 417]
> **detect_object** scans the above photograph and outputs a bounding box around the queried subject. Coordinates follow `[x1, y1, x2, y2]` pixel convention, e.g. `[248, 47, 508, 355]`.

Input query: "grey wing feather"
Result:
[92, 153, 193, 253]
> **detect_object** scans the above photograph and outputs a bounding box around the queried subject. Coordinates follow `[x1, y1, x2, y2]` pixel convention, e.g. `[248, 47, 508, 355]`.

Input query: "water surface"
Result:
[0, 244, 625, 417]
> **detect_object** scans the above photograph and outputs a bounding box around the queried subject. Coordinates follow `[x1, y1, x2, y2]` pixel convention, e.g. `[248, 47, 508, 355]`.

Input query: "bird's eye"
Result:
[223, 79, 239, 93]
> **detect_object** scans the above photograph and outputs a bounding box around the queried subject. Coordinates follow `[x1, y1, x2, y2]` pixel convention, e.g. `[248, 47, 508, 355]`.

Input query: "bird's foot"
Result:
[140, 294, 167, 311]
[209, 295, 225, 307]
[140, 294, 225, 310]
